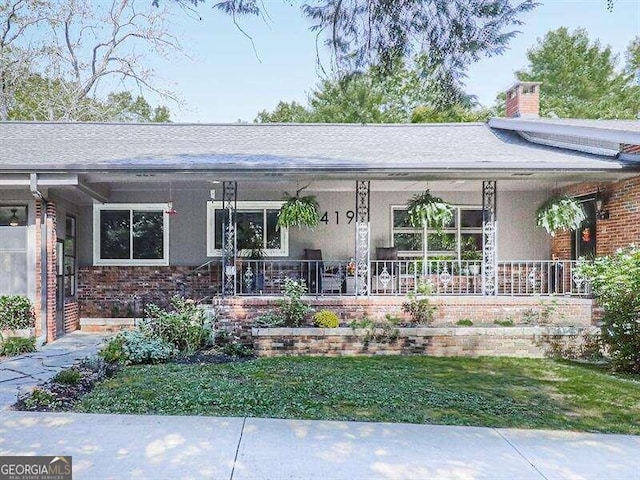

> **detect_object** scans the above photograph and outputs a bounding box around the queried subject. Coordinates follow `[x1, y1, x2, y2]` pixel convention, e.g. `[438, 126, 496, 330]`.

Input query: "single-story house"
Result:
[1, 81, 640, 343]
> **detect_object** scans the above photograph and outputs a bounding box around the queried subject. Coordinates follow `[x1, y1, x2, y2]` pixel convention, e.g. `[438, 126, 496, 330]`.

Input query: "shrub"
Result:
[1, 336, 36, 356]
[0, 295, 35, 330]
[577, 247, 640, 373]
[456, 318, 473, 326]
[53, 368, 82, 386]
[216, 330, 254, 358]
[402, 289, 437, 325]
[278, 278, 312, 327]
[494, 319, 515, 327]
[100, 331, 176, 365]
[313, 310, 340, 328]
[252, 312, 286, 328]
[142, 297, 212, 353]
[23, 388, 60, 410]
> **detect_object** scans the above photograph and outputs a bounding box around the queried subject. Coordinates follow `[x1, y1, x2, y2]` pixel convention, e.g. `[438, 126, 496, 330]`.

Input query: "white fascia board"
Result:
[489, 118, 640, 146]
[0, 173, 78, 186]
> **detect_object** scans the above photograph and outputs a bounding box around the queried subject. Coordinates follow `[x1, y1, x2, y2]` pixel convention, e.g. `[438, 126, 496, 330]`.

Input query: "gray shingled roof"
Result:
[0, 121, 636, 173]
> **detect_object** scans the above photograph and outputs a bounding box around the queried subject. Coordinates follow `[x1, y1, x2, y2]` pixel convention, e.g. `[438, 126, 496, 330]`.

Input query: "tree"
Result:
[197, 0, 537, 102]
[0, 0, 182, 121]
[255, 57, 488, 124]
[508, 28, 640, 119]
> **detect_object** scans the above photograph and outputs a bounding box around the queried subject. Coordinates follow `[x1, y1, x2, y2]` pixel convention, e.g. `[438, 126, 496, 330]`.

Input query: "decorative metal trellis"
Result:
[355, 180, 371, 296]
[482, 181, 498, 296]
[222, 181, 237, 297]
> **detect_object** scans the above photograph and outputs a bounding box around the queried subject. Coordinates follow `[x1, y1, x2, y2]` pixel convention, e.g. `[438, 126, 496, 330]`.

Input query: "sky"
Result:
[151, 0, 640, 123]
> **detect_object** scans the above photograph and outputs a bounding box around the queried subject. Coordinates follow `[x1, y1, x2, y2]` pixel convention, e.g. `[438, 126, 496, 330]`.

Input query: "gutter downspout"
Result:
[30, 173, 48, 346]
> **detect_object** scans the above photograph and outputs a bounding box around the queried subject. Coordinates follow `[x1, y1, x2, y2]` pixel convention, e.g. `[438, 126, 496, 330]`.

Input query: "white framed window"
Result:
[390, 205, 483, 261]
[93, 203, 170, 266]
[207, 201, 288, 257]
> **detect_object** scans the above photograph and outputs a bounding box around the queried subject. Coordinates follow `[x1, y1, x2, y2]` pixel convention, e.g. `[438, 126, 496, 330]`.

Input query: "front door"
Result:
[55, 239, 65, 337]
[572, 199, 596, 260]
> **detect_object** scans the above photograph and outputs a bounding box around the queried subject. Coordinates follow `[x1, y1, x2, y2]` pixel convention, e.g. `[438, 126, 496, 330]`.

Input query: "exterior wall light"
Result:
[595, 189, 610, 220]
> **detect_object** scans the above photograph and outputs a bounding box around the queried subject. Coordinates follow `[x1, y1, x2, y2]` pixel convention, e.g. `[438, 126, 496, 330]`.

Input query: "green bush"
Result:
[252, 312, 286, 328]
[53, 368, 82, 386]
[313, 310, 340, 328]
[0, 295, 35, 330]
[142, 297, 212, 353]
[101, 331, 176, 365]
[456, 318, 473, 326]
[278, 278, 312, 327]
[1, 336, 36, 356]
[23, 388, 60, 410]
[494, 319, 515, 327]
[402, 288, 437, 325]
[577, 248, 640, 373]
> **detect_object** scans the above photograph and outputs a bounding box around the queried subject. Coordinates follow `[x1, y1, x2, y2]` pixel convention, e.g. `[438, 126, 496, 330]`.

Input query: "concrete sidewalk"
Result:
[0, 412, 637, 480]
[0, 332, 110, 409]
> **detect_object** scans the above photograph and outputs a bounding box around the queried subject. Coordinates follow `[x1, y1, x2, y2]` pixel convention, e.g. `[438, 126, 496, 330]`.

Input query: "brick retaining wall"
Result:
[252, 326, 598, 358]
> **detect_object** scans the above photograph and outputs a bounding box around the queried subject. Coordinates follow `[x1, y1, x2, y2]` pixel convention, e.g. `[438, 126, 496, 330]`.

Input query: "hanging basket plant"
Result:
[277, 185, 319, 229]
[536, 196, 586, 236]
[406, 190, 455, 231]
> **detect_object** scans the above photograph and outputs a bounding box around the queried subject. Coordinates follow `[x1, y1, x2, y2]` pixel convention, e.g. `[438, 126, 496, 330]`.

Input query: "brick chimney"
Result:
[505, 81, 542, 118]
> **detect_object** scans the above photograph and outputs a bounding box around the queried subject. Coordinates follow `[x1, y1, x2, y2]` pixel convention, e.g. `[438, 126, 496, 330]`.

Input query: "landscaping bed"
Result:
[75, 356, 640, 434]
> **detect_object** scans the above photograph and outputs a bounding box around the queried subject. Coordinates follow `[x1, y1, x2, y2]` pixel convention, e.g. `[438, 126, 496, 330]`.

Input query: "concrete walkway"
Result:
[0, 412, 637, 480]
[0, 332, 110, 409]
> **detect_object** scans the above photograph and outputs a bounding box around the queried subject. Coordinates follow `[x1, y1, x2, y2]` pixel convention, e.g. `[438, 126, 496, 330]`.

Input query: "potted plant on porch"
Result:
[277, 184, 319, 229]
[536, 196, 586, 237]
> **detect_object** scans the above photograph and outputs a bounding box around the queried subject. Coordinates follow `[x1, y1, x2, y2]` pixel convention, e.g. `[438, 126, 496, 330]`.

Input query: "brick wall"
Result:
[552, 177, 640, 259]
[78, 265, 221, 317]
[34, 201, 58, 342]
[64, 302, 79, 333]
[253, 326, 597, 358]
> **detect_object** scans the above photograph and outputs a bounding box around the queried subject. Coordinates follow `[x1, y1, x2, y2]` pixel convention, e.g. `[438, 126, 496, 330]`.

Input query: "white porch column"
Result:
[222, 181, 237, 297]
[482, 181, 498, 296]
[355, 180, 371, 296]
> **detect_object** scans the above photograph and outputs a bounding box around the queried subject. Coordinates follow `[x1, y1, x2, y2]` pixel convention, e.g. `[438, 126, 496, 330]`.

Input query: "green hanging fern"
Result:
[536, 196, 586, 236]
[277, 185, 319, 229]
[406, 190, 455, 231]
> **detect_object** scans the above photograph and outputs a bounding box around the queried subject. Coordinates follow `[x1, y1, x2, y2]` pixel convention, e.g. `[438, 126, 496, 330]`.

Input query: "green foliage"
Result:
[536, 196, 586, 237]
[406, 190, 455, 231]
[277, 190, 319, 229]
[278, 279, 312, 327]
[0, 295, 35, 330]
[313, 310, 340, 328]
[1, 336, 36, 356]
[349, 314, 401, 343]
[255, 101, 311, 123]
[142, 297, 212, 353]
[216, 331, 254, 358]
[456, 319, 474, 326]
[577, 247, 640, 373]
[511, 27, 640, 119]
[252, 312, 286, 328]
[78, 356, 640, 435]
[494, 319, 515, 327]
[402, 294, 437, 325]
[101, 331, 176, 365]
[53, 368, 82, 386]
[24, 388, 60, 411]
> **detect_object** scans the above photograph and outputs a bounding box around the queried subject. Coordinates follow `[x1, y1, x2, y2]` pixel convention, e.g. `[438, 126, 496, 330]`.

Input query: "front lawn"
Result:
[76, 356, 640, 434]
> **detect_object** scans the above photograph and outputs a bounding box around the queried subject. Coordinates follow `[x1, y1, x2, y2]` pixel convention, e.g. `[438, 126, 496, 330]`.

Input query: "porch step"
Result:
[80, 318, 136, 333]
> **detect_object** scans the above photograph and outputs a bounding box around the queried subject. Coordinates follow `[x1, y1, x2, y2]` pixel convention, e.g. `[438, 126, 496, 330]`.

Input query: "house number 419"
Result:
[320, 210, 355, 225]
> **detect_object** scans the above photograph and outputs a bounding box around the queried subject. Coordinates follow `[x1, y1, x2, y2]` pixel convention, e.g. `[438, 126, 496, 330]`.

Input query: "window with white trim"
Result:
[391, 205, 483, 260]
[207, 201, 288, 257]
[93, 204, 169, 266]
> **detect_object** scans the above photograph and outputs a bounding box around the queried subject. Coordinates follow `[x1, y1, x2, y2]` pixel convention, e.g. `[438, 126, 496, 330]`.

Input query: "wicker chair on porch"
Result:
[303, 249, 343, 294]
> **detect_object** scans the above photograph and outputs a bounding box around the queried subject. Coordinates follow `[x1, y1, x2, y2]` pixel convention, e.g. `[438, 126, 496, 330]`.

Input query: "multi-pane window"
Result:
[93, 204, 169, 265]
[64, 216, 77, 297]
[392, 206, 483, 260]
[207, 201, 288, 257]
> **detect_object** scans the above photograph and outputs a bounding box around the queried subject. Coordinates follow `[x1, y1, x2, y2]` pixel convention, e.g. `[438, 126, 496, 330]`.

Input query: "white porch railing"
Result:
[188, 259, 591, 298]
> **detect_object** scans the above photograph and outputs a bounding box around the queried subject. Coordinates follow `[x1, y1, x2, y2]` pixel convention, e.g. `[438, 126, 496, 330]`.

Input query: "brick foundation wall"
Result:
[78, 266, 221, 317]
[253, 326, 597, 358]
[34, 201, 58, 342]
[552, 177, 640, 259]
[213, 296, 594, 342]
[63, 302, 79, 333]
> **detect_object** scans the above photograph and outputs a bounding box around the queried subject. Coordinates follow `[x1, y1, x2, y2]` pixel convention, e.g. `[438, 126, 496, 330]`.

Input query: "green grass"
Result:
[76, 356, 640, 434]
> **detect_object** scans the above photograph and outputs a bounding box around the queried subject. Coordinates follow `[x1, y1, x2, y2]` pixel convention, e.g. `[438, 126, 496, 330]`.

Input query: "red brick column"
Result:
[34, 201, 58, 342]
